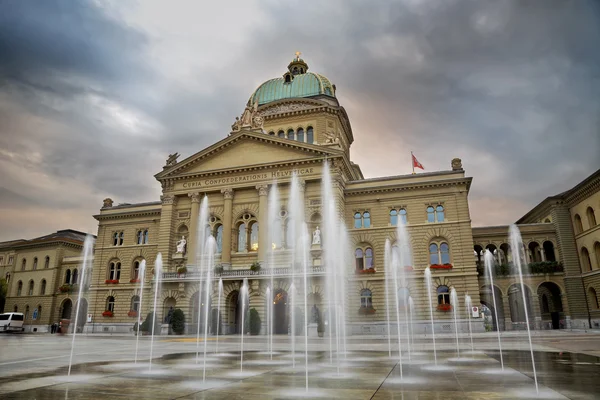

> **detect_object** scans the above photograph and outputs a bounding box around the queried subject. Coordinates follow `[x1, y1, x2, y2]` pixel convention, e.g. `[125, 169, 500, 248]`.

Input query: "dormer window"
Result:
[292, 67, 299, 75]
[285, 74, 291, 83]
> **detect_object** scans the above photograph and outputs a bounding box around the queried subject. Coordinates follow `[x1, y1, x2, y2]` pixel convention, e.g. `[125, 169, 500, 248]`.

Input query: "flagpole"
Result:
[411, 151, 415, 175]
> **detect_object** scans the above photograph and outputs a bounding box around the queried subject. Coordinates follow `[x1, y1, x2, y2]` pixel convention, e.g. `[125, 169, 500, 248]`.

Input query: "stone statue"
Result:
[176, 236, 187, 254]
[232, 100, 263, 132]
[451, 158, 463, 171]
[102, 198, 113, 208]
[312, 226, 321, 245]
[165, 153, 180, 167]
[311, 304, 320, 323]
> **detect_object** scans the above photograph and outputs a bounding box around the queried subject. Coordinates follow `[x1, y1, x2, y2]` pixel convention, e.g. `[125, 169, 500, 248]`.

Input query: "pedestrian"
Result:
[57, 321, 62, 335]
[51, 322, 56, 334]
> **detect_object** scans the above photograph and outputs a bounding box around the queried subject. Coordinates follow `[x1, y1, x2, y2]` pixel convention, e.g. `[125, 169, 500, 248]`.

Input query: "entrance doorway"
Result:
[273, 289, 288, 334]
[60, 299, 73, 319]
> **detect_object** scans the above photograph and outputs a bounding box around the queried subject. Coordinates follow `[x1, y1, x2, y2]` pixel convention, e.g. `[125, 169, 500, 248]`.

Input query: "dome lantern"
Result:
[286, 51, 309, 78]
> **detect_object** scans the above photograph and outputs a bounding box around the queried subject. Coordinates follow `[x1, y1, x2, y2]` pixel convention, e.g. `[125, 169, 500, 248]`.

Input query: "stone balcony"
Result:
[161, 266, 326, 282]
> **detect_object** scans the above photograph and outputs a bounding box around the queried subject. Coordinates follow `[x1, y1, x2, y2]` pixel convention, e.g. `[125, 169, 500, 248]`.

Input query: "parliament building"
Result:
[1, 55, 599, 335]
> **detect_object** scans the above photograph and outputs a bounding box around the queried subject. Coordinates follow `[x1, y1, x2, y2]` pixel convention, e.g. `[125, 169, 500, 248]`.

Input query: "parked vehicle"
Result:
[0, 313, 25, 332]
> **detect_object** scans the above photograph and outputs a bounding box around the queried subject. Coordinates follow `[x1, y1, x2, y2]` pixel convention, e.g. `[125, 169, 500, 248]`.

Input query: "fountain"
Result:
[408, 296, 415, 349]
[134, 259, 146, 364]
[216, 278, 223, 354]
[465, 294, 475, 354]
[396, 220, 413, 361]
[202, 237, 216, 382]
[290, 282, 297, 368]
[301, 223, 310, 391]
[67, 234, 95, 376]
[484, 249, 504, 370]
[195, 196, 210, 364]
[424, 267, 437, 365]
[267, 181, 280, 359]
[384, 240, 393, 357]
[148, 253, 162, 371]
[509, 224, 538, 394]
[240, 278, 249, 373]
[391, 250, 404, 378]
[450, 288, 460, 358]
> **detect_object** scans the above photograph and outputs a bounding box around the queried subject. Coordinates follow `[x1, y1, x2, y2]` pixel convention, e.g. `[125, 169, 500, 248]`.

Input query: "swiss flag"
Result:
[412, 153, 424, 170]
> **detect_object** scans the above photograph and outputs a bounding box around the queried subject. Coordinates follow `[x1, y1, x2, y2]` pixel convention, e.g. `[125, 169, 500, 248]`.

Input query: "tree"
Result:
[0, 278, 7, 313]
[171, 309, 185, 334]
[140, 312, 160, 334]
[249, 308, 261, 335]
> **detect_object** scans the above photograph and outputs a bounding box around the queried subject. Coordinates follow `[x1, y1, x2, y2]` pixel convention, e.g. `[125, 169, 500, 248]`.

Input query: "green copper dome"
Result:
[248, 54, 336, 106]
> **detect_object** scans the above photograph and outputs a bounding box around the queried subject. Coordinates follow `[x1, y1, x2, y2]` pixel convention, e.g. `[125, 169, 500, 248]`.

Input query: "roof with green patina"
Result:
[248, 63, 336, 106]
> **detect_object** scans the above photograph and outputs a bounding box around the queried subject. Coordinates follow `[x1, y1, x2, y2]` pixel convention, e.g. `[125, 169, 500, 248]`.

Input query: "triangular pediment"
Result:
[156, 131, 341, 179]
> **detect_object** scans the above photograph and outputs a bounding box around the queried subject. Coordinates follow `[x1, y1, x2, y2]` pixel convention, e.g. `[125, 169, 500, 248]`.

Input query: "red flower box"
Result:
[105, 279, 119, 284]
[403, 266, 414, 271]
[358, 307, 376, 315]
[59, 285, 70, 293]
[356, 267, 376, 275]
[102, 311, 114, 317]
[127, 310, 138, 317]
[129, 279, 141, 284]
[430, 264, 453, 270]
[437, 304, 452, 312]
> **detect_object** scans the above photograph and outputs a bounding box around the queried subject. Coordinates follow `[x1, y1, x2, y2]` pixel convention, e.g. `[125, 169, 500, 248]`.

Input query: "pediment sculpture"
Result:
[231, 101, 264, 133]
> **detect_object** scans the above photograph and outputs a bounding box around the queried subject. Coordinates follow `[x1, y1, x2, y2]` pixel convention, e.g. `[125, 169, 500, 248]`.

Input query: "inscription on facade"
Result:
[182, 168, 315, 189]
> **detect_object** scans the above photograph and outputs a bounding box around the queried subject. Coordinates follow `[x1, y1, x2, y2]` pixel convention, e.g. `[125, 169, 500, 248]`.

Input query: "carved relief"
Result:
[188, 192, 201, 203]
[221, 187, 234, 200]
[258, 102, 317, 117]
[161, 194, 176, 205]
[102, 198, 113, 208]
[165, 153, 180, 167]
[451, 158, 463, 171]
[256, 184, 269, 196]
[232, 101, 264, 132]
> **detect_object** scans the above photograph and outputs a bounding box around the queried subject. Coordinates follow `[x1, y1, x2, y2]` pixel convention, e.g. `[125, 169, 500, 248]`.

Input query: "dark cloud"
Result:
[0, 0, 599, 241]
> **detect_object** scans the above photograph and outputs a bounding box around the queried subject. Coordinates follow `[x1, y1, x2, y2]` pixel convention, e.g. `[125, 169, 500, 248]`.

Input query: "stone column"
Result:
[540, 248, 546, 262]
[157, 194, 177, 270]
[256, 184, 269, 262]
[221, 188, 234, 268]
[187, 192, 201, 267]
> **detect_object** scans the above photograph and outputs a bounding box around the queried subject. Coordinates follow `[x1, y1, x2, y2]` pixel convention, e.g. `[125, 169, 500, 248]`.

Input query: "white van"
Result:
[0, 313, 25, 332]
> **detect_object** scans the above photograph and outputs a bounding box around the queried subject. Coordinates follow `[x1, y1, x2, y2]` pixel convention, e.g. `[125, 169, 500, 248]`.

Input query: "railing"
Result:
[476, 261, 564, 277]
[162, 266, 326, 281]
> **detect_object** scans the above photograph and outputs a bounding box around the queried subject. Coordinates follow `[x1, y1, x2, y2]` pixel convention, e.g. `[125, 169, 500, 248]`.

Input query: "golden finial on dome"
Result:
[295, 51, 301, 60]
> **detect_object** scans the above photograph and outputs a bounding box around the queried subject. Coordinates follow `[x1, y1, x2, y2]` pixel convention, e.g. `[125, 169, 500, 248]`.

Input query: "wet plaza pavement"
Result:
[1, 333, 600, 399]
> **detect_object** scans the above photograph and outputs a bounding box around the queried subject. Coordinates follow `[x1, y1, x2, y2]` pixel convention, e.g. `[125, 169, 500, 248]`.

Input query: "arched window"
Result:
[436, 205, 445, 222]
[390, 209, 398, 226]
[25, 305, 29, 320]
[119, 232, 124, 246]
[437, 285, 450, 305]
[28, 280, 34, 296]
[429, 241, 451, 265]
[137, 230, 143, 244]
[143, 229, 149, 244]
[106, 296, 115, 313]
[582, 247, 592, 272]
[249, 222, 259, 251]
[307, 127, 314, 144]
[133, 261, 140, 280]
[360, 289, 372, 308]
[72, 269, 78, 284]
[399, 208, 407, 224]
[33, 257, 38, 270]
[278, 130, 285, 138]
[365, 248, 373, 268]
[363, 211, 371, 228]
[268, 131, 275, 136]
[595, 242, 600, 271]
[355, 249, 364, 270]
[297, 127, 304, 142]
[131, 295, 140, 313]
[237, 222, 246, 252]
[5, 272, 10, 284]
[587, 207, 597, 228]
[574, 214, 583, 234]
[65, 269, 71, 284]
[543, 241, 556, 262]
[21, 259, 26, 271]
[288, 129, 295, 141]
[44, 256, 50, 268]
[215, 224, 223, 253]
[17, 281, 22, 296]
[589, 287, 599, 310]
[108, 261, 121, 280]
[427, 206, 435, 223]
[40, 279, 46, 295]
[113, 232, 119, 246]
[36, 305, 42, 321]
[285, 75, 291, 83]
[354, 212, 362, 229]
[13, 305, 18, 312]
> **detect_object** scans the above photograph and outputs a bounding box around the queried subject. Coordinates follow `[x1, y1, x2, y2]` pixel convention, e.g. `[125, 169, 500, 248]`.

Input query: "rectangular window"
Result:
[0, 256, 3, 265]
[8, 256, 14, 264]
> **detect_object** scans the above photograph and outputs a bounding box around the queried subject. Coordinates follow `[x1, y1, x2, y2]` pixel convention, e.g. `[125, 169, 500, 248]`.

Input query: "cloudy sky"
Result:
[0, 0, 598, 241]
